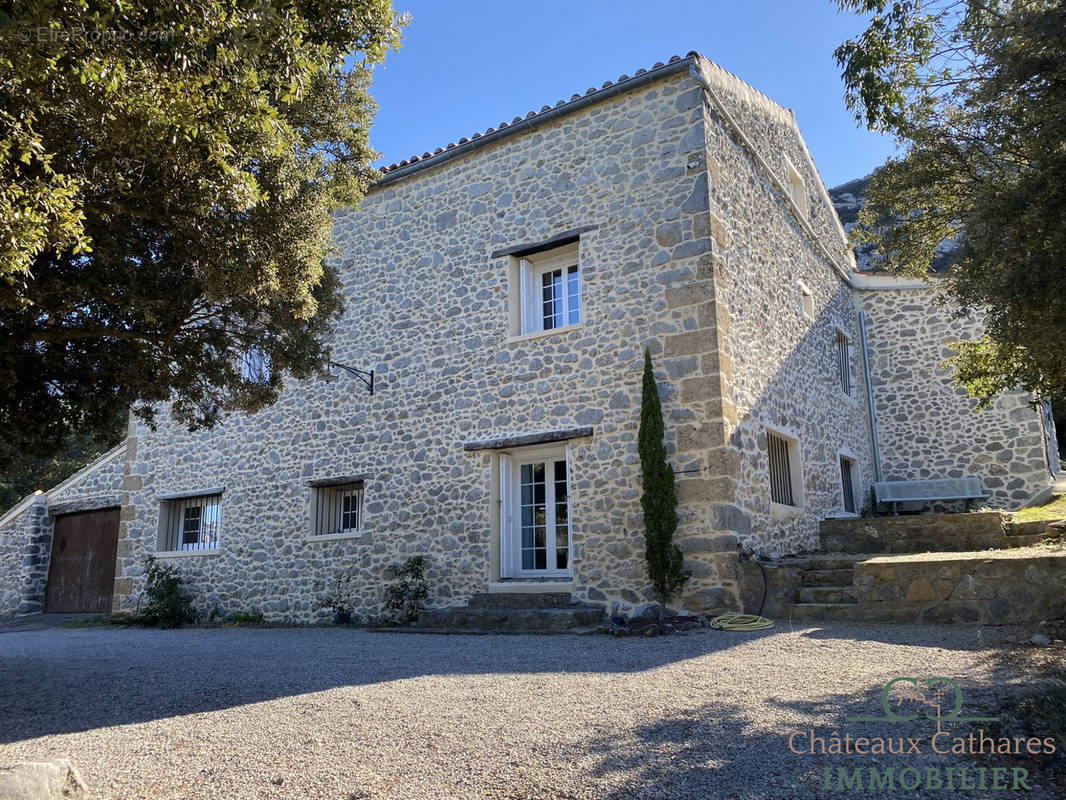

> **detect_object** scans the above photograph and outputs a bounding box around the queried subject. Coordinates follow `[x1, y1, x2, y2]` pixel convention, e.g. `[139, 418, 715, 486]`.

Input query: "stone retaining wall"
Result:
[855, 550, 1066, 624]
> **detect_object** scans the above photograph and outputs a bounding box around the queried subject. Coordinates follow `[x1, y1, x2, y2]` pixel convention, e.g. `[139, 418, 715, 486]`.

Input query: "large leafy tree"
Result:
[836, 0, 1066, 406]
[0, 0, 404, 464]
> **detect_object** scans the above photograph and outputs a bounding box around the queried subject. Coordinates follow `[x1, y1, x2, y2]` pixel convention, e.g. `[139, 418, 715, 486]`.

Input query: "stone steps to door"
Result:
[801, 568, 857, 587]
[416, 604, 605, 633]
[785, 603, 860, 622]
[797, 586, 856, 604]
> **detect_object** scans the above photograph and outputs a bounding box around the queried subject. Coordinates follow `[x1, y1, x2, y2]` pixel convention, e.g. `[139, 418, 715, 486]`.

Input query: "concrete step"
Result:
[465, 592, 574, 609]
[801, 568, 856, 587]
[416, 605, 605, 633]
[798, 586, 857, 604]
[777, 555, 867, 571]
[785, 603, 860, 622]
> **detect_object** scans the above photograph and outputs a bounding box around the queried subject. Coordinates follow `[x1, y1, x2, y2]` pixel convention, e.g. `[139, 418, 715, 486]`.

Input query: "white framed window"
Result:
[510, 241, 582, 336]
[798, 281, 814, 320]
[311, 482, 364, 538]
[499, 446, 571, 577]
[839, 453, 858, 515]
[835, 328, 853, 397]
[159, 494, 221, 552]
[785, 158, 808, 218]
[766, 428, 804, 510]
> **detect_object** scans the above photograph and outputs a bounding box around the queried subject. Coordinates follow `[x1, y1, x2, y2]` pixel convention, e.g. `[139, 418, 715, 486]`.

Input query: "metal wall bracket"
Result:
[328, 362, 374, 395]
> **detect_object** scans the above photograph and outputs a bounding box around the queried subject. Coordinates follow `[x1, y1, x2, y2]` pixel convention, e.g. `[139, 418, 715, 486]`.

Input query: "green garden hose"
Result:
[710, 613, 774, 630]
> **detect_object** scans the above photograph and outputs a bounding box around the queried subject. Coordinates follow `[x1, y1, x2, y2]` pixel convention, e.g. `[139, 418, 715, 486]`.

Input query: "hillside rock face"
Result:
[828, 176, 958, 272]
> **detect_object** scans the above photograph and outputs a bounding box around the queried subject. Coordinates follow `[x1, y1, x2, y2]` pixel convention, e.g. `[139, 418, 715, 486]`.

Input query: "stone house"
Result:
[0, 52, 1056, 621]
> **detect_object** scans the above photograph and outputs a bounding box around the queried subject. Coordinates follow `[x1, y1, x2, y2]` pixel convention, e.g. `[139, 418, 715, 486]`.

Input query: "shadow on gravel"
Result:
[586, 685, 1065, 799]
[0, 626, 780, 744]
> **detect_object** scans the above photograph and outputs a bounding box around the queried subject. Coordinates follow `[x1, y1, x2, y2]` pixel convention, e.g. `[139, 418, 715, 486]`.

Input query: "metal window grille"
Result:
[840, 457, 856, 514]
[767, 432, 795, 506]
[837, 330, 852, 396]
[313, 483, 363, 536]
[160, 494, 221, 551]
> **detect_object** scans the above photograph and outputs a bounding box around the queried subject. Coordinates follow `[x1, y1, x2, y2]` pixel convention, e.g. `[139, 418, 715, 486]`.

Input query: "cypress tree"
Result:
[637, 348, 689, 606]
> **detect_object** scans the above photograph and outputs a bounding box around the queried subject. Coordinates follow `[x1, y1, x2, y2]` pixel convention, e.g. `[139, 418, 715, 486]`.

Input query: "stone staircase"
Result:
[414, 592, 606, 634]
[778, 555, 861, 622]
[770, 513, 1065, 623]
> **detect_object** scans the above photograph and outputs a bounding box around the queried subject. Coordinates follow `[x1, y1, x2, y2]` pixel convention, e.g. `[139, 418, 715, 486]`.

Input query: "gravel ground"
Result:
[0, 622, 1061, 799]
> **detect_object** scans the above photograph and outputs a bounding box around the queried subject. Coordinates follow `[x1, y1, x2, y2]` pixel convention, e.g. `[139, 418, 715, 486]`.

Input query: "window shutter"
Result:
[499, 453, 516, 578]
[519, 259, 537, 334]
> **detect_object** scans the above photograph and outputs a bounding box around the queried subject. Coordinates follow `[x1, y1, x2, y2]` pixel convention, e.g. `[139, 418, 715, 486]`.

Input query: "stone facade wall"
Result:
[116, 63, 758, 622]
[692, 61, 876, 559]
[0, 443, 125, 617]
[855, 550, 1066, 624]
[859, 287, 1052, 509]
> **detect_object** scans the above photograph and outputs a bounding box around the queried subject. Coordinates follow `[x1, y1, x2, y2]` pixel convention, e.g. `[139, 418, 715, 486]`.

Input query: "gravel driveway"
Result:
[0, 622, 1059, 799]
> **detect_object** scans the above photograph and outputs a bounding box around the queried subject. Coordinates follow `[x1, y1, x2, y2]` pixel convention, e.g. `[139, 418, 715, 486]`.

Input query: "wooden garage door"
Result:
[45, 508, 120, 613]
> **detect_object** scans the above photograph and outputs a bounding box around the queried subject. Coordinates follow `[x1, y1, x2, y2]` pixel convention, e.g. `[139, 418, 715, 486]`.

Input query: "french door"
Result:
[500, 449, 572, 578]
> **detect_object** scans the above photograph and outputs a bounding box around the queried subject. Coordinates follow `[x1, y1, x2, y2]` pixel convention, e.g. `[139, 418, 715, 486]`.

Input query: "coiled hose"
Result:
[709, 613, 774, 630]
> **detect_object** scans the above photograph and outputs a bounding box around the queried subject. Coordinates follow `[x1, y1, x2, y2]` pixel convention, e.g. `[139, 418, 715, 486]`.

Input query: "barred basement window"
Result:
[311, 482, 364, 537]
[159, 494, 221, 551]
[836, 329, 853, 397]
[840, 455, 857, 514]
[766, 430, 803, 508]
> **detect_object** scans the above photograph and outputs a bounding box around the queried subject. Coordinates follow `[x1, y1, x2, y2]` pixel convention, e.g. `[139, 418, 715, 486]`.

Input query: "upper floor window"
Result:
[785, 158, 808, 218]
[159, 493, 221, 552]
[510, 241, 582, 336]
[242, 346, 272, 383]
[836, 328, 853, 397]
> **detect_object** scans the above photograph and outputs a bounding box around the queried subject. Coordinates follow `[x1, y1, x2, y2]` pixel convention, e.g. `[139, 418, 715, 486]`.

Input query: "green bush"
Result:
[226, 611, 265, 626]
[384, 556, 428, 625]
[140, 557, 198, 628]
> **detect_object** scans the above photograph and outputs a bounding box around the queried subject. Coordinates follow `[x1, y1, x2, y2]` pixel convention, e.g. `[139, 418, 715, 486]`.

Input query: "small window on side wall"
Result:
[798, 281, 814, 320]
[766, 429, 803, 509]
[836, 328, 853, 397]
[510, 241, 581, 336]
[785, 158, 808, 218]
[839, 455, 858, 515]
[311, 482, 364, 537]
[159, 494, 221, 552]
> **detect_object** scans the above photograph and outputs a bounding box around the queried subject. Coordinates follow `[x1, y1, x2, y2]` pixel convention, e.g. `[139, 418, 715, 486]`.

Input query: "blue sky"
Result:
[366, 1, 898, 189]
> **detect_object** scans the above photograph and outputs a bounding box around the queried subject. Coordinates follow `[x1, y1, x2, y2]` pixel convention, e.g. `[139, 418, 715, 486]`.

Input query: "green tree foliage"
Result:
[0, 408, 125, 508]
[836, 0, 1066, 406]
[637, 349, 688, 605]
[0, 1, 405, 463]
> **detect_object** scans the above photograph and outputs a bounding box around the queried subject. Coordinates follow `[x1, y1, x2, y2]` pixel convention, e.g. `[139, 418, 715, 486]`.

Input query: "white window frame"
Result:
[835, 326, 854, 398]
[309, 482, 365, 541]
[785, 157, 809, 218]
[157, 493, 222, 554]
[499, 444, 572, 579]
[838, 451, 859, 516]
[765, 426, 804, 515]
[798, 280, 815, 320]
[509, 241, 582, 338]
